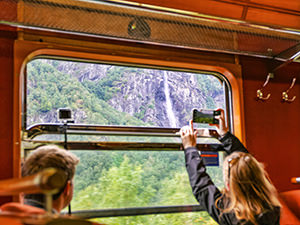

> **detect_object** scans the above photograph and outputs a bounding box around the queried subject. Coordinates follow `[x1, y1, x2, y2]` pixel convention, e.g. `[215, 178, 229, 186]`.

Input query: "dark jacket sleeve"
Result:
[212, 132, 248, 154]
[184, 147, 222, 223]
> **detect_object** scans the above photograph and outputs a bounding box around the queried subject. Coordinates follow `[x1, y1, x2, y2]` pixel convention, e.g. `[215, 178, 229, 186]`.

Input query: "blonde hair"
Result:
[217, 152, 281, 224]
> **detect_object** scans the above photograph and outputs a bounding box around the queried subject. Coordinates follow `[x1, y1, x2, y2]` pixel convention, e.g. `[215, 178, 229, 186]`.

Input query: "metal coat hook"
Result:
[257, 73, 272, 100]
[282, 78, 296, 102]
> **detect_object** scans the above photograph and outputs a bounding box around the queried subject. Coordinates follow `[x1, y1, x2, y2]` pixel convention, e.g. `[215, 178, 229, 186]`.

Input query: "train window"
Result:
[23, 58, 230, 224]
[25, 59, 226, 129]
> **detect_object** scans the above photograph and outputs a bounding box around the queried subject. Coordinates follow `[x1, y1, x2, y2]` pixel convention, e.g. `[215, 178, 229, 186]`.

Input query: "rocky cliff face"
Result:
[107, 69, 216, 127]
[28, 59, 224, 128]
[54, 60, 110, 82]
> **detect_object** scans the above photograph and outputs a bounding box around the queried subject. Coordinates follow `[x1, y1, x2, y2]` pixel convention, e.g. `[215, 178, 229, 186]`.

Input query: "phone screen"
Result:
[192, 109, 220, 124]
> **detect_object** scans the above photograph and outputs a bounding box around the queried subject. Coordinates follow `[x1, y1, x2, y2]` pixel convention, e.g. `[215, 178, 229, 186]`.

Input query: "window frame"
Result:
[16, 46, 245, 142]
[14, 37, 245, 218]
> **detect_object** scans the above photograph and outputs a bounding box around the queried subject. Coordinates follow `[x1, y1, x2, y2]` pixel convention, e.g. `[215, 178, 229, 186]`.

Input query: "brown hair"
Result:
[217, 152, 281, 224]
[22, 145, 79, 200]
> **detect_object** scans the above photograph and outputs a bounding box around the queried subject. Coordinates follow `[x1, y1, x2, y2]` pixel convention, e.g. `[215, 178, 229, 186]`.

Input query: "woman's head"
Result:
[221, 152, 281, 223]
[223, 152, 261, 190]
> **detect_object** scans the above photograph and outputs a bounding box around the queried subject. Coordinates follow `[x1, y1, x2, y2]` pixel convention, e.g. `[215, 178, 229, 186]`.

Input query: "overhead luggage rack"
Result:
[1, 0, 300, 60]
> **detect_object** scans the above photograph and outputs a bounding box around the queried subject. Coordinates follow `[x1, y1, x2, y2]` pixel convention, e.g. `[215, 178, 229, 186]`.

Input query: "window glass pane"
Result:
[71, 151, 224, 209]
[26, 59, 225, 128]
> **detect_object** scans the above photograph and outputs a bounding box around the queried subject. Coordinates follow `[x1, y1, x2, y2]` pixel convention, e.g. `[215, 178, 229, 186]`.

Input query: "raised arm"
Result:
[180, 121, 222, 223]
[211, 109, 248, 154]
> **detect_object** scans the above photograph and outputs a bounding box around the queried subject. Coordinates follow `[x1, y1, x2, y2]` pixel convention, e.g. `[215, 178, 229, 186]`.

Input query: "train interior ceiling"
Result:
[0, 0, 300, 223]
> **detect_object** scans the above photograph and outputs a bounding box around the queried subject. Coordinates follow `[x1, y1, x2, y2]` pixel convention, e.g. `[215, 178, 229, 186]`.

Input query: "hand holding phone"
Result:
[213, 109, 229, 136]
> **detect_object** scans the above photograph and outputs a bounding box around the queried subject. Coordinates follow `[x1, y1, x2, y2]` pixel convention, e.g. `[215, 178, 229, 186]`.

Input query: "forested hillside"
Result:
[27, 60, 147, 127]
[26, 59, 225, 224]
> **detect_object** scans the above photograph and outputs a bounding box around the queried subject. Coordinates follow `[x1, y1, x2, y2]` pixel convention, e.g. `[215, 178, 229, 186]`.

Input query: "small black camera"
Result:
[58, 108, 72, 120]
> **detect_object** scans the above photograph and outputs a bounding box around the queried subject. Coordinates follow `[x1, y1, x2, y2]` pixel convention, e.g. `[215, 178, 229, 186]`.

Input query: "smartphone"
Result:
[192, 109, 221, 124]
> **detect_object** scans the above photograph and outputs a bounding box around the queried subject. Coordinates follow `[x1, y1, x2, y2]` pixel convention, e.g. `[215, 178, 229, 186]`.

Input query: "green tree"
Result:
[72, 156, 156, 224]
[154, 171, 218, 225]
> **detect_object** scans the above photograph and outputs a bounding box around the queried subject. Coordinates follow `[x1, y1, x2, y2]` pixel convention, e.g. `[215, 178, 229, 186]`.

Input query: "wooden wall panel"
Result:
[240, 57, 300, 192]
[128, 0, 244, 19]
[250, 0, 300, 11]
[0, 0, 17, 21]
[0, 28, 17, 204]
[246, 8, 300, 29]
[132, 0, 300, 29]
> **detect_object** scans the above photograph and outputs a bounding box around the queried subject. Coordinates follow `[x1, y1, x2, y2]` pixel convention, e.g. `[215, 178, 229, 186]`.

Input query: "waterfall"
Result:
[163, 71, 177, 127]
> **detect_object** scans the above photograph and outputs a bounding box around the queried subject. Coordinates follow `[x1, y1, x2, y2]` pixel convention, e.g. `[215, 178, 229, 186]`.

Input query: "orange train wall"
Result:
[240, 56, 300, 192]
[0, 26, 17, 205]
[0, 23, 299, 208]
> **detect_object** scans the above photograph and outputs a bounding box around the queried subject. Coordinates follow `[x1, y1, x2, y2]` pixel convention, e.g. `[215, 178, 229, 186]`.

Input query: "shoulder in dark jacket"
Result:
[184, 132, 279, 225]
[211, 132, 248, 155]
